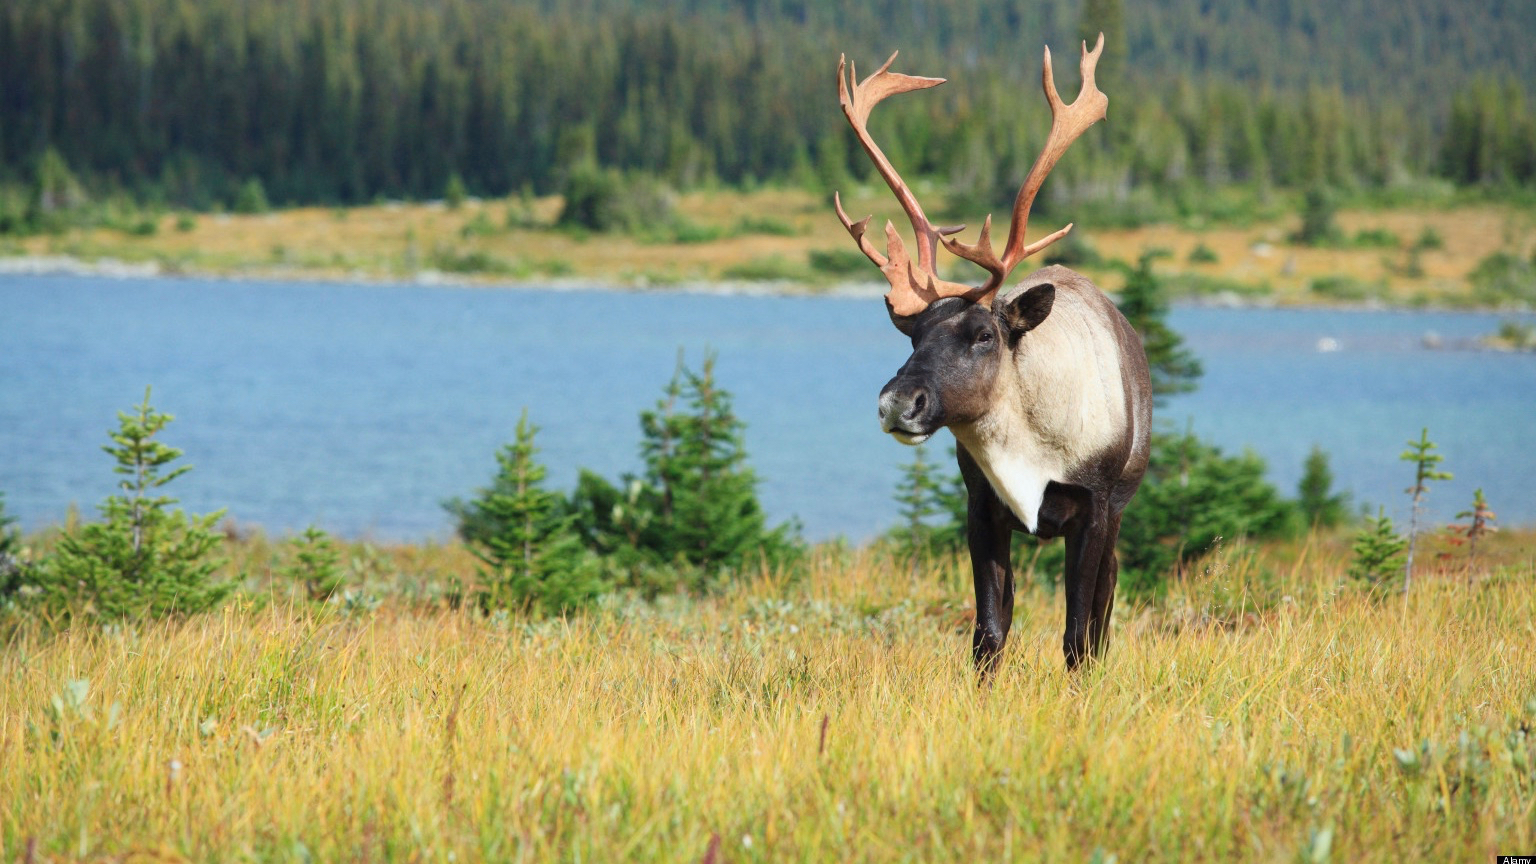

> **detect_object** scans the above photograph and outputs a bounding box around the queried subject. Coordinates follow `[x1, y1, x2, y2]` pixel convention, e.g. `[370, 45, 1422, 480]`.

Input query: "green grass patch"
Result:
[808, 248, 873, 277]
[734, 216, 800, 237]
[1165, 272, 1272, 298]
[429, 247, 522, 276]
[721, 254, 808, 281]
[1310, 274, 1387, 302]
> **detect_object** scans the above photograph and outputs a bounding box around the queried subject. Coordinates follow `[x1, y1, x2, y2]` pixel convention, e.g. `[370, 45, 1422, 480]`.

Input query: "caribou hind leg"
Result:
[1086, 511, 1123, 660]
[1061, 505, 1111, 671]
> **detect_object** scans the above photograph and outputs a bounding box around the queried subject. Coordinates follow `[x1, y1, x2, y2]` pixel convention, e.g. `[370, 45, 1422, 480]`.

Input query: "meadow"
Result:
[8, 186, 1535, 310]
[3, 529, 1533, 862]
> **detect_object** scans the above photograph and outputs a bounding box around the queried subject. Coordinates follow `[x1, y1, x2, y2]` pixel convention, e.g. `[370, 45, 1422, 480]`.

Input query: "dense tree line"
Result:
[2, 0, 1534, 211]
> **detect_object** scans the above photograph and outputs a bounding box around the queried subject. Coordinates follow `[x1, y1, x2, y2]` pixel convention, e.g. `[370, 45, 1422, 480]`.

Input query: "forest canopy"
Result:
[2, 0, 1533, 209]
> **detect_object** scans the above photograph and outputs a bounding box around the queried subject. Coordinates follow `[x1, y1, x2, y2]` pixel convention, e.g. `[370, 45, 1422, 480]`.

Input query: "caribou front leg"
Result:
[959, 446, 1015, 680]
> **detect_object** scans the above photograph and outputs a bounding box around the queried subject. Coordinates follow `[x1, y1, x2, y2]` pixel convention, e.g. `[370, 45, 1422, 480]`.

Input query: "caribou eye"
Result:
[974, 329, 994, 345]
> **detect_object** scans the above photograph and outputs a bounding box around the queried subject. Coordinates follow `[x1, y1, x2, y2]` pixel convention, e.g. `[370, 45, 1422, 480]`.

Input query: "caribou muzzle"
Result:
[878, 377, 938, 445]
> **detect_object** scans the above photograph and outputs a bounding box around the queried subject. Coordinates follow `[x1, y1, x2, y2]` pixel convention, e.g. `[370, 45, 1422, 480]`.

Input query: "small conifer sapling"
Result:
[1348, 507, 1408, 589]
[470, 410, 598, 616]
[1298, 445, 1348, 529]
[282, 526, 344, 601]
[0, 491, 18, 558]
[892, 444, 943, 578]
[34, 388, 229, 620]
[1400, 428, 1451, 593]
[1448, 488, 1497, 570]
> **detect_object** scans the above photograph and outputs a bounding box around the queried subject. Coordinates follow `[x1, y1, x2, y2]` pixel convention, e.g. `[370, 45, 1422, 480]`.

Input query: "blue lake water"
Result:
[2, 274, 1533, 541]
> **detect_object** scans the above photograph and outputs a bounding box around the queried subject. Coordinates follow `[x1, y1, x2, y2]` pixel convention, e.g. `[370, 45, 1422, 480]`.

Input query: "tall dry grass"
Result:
[2, 538, 1533, 862]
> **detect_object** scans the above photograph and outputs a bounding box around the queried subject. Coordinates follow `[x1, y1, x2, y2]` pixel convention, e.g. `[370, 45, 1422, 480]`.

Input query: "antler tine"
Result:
[835, 52, 978, 317]
[940, 214, 1007, 294]
[833, 191, 887, 268]
[999, 32, 1107, 269]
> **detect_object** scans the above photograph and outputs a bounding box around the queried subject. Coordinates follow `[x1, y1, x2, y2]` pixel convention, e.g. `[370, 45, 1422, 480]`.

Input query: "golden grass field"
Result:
[10, 186, 1535, 308]
[3, 529, 1533, 862]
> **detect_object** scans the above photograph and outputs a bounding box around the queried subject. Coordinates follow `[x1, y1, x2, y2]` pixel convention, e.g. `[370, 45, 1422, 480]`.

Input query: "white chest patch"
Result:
[963, 439, 1058, 534]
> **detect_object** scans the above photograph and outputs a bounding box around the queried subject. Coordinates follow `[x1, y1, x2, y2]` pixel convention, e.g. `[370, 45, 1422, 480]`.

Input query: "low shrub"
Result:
[233, 178, 270, 215]
[459, 210, 497, 238]
[1040, 229, 1102, 267]
[429, 247, 520, 276]
[662, 218, 725, 244]
[1187, 242, 1220, 264]
[1468, 251, 1536, 306]
[1348, 507, 1406, 589]
[1309, 275, 1385, 302]
[1117, 430, 1296, 598]
[1350, 227, 1399, 248]
[558, 166, 678, 235]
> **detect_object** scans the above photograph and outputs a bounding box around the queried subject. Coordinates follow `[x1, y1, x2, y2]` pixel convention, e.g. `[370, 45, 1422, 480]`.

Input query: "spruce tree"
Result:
[0, 492, 22, 601]
[1348, 507, 1408, 589]
[1117, 429, 1295, 596]
[232, 178, 270, 214]
[467, 410, 599, 616]
[1291, 185, 1342, 246]
[1116, 249, 1203, 404]
[1400, 428, 1452, 592]
[1450, 488, 1497, 566]
[444, 172, 468, 210]
[281, 526, 344, 602]
[32, 388, 229, 621]
[1297, 445, 1348, 529]
[891, 444, 943, 577]
[0, 491, 17, 558]
[636, 351, 792, 573]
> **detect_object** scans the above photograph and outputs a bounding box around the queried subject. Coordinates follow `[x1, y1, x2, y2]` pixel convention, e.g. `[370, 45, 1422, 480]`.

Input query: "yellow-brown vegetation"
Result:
[12, 188, 1535, 308]
[3, 530, 1533, 862]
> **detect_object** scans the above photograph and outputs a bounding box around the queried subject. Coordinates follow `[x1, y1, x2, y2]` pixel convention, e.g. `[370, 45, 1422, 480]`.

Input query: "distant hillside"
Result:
[1, 0, 1532, 214]
[539, 0, 1536, 104]
[1123, 0, 1536, 104]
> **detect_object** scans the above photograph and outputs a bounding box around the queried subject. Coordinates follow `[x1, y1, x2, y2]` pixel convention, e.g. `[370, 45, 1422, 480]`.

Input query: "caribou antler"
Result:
[834, 35, 1108, 318]
[943, 33, 1108, 292]
[834, 52, 991, 317]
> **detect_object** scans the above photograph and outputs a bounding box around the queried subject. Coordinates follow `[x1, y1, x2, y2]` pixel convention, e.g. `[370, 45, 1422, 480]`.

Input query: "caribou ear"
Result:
[885, 296, 920, 337]
[1003, 283, 1055, 344]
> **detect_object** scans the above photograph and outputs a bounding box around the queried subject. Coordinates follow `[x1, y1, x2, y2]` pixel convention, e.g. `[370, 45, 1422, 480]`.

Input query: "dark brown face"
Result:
[877, 285, 1055, 444]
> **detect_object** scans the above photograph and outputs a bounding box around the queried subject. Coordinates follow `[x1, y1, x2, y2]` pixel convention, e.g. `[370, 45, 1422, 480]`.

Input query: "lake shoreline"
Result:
[5, 252, 1534, 319]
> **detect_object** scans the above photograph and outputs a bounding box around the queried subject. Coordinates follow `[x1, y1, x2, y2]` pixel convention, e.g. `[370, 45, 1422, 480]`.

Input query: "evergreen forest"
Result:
[2, 0, 1535, 213]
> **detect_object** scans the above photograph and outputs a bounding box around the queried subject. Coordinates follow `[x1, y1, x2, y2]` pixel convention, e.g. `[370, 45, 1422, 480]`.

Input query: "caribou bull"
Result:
[834, 35, 1153, 674]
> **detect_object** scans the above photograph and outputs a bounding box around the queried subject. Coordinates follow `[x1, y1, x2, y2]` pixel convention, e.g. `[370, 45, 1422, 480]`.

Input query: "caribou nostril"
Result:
[907, 390, 928, 419]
